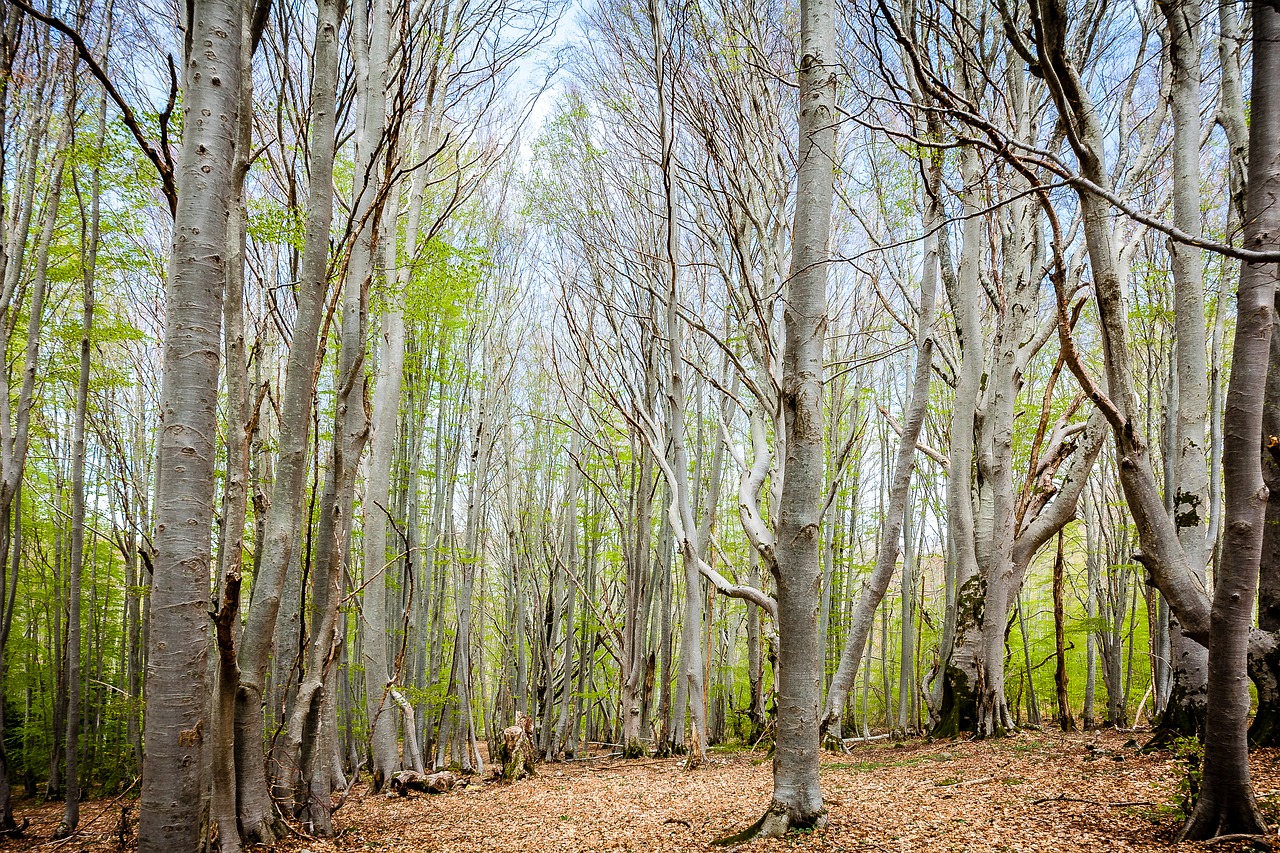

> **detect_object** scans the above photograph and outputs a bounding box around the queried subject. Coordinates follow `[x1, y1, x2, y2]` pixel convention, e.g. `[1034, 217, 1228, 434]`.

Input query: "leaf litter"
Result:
[5, 731, 1280, 853]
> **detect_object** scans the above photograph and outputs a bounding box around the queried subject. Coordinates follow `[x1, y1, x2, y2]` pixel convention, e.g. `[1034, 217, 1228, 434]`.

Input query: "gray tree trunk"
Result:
[234, 0, 342, 839]
[57, 80, 104, 838]
[1178, 3, 1276, 838]
[211, 9, 253, 849]
[1153, 0, 1209, 739]
[140, 0, 246, 844]
[751, 0, 835, 832]
[362, 187, 408, 793]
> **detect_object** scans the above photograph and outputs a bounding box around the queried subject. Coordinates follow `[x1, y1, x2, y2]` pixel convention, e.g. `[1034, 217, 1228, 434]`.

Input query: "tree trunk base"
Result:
[713, 800, 828, 845]
[0, 817, 28, 839]
[818, 713, 845, 752]
[1250, 644, 1280, 748]
[1251, 702, 1280, 749]
[929, 665, 977, 739]
[1178, 798, 1267, 842]
[238, 808, 288, 846]
[1146, 690, 1205, 750]
[653, 740, 678, 758]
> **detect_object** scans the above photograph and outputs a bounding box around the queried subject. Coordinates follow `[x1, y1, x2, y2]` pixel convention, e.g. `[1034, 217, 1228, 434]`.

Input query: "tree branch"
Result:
[6, 0, 178, 214]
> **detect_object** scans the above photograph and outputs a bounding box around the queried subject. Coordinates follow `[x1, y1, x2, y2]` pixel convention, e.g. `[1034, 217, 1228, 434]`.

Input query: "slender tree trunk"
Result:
[1083, 487, 1099, 728]
[755, 0, 835, 831]
[820, 138, 938, 743]
[1052, 531, 1074, 731]
[551, 431, 583, 759]
[56, 76, 105, 839]
[897, 488, 916, 733]
[621, 443, 654, 757]
[363, 194, 407, 793]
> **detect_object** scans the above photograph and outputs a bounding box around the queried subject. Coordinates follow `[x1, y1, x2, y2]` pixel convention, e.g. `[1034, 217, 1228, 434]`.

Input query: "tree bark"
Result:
[1178, 2, 1277, 838]
[756, 0, 835, 831]
[140, 0, 246, 844]
[1151, 0, 1209, 740]
[210, 7, 254, 849]
[233, 0, 342, 840]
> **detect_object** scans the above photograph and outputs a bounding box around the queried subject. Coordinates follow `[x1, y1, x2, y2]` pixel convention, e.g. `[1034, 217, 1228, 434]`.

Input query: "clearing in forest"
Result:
[6, 731, 1280, 852]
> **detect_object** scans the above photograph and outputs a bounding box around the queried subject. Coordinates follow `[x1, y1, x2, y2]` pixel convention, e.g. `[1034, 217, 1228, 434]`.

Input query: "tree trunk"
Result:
[755, 0, 834, 831]
[1150, 0, 1209, 741]
[210, 8, 254, 849]
[821, 132, 938, 743]
[56, 75, 105, 838]
[140, 0, 246, 844]
[362, 198, 407, 794]
[1052, 531, 1074, 731]
[234, 0, 343, 840]
[621, 441, 654, 758]
[1178, 3, 1277, 838]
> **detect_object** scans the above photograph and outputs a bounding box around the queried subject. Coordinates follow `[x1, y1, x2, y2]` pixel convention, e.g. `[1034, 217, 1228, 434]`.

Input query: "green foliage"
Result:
[1169, 735, 1203, 819]
[247, 197, 305, 250]
[402, 236, 488, 330]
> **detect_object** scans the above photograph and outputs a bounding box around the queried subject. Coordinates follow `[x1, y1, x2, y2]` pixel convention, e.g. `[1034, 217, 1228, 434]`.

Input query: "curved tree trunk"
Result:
[820, 128, 939, 745]
[1178, 1, 1277, 838]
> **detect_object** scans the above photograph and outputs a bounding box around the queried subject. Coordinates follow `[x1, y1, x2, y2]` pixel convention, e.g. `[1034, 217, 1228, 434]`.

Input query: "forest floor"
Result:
[6, 730, 1280, 852]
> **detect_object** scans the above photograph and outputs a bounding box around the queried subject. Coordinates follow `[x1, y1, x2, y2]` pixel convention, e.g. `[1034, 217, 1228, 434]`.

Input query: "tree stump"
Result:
[495, 711, 538, 781]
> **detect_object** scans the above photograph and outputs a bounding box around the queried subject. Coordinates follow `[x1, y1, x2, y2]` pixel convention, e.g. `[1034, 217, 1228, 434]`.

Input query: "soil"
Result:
[6, 731, 1280, 852]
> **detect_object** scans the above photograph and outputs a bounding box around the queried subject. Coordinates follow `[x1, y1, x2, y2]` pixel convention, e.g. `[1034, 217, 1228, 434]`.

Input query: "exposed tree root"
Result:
[1196, 834, 1276, 850]
[713, 801, 828, 845]
[240, 812, 288, 847]
[0, 817, 28, 839]
[1178, 800, 1268, 843]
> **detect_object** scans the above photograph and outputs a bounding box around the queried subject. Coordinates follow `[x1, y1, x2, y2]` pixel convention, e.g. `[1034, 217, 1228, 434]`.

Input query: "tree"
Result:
[1177, 0, 1277, 838]
[753, 0, 835, 830]
[140, 0, 251, 845]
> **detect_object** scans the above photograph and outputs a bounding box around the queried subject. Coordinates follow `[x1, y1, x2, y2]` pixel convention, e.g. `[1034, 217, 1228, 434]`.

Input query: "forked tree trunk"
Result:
[234, 0, 342, 840]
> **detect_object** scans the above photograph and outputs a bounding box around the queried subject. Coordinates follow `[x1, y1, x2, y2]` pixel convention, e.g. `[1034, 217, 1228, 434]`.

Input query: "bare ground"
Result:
[7, 731, 1280, 852]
